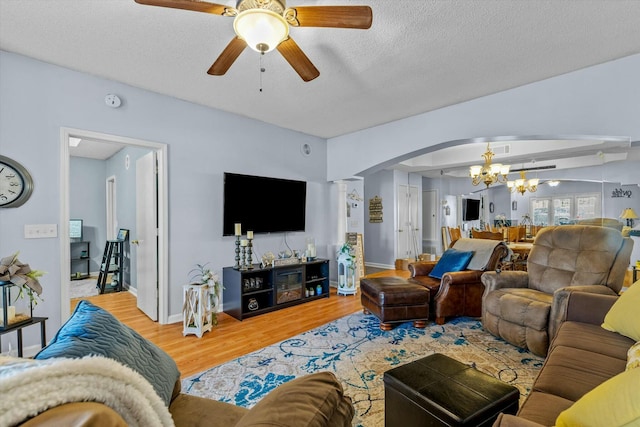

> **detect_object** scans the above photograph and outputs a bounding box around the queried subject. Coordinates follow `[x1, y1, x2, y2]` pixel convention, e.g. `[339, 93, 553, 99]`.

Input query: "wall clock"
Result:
[0, 155, 34, 208]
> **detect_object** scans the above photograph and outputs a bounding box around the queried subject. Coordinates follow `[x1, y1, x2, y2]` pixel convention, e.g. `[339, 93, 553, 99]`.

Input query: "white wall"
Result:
[0, 51, 329, 351]
[327, 54, 640, 181]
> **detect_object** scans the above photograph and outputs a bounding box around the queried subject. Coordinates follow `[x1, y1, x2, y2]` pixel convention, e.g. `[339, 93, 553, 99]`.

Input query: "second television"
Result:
[223, 173, 307, 236]
[462, 198, 481, 221]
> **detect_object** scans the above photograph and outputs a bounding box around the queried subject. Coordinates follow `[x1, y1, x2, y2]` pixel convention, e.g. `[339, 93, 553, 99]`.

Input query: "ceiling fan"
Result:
[134, 0, 373, 82]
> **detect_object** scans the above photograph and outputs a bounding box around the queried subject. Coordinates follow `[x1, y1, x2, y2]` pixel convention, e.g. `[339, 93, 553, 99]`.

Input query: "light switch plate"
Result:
[24, 224, 58, 239]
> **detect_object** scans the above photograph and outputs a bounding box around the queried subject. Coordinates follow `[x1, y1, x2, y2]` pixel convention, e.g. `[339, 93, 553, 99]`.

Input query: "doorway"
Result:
[396, 184, 420, 259]
[422, 189, 438, 255]
[59, 127, 169, 323]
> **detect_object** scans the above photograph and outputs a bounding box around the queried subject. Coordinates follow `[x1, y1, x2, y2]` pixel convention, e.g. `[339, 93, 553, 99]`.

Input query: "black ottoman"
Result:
[360, 277, 430, 330]
[384, 353, 519, 427]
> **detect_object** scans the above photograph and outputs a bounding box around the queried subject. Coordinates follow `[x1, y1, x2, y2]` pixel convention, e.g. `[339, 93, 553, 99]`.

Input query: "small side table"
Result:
[183, 284, 212, 338]
[0, 316, 48, 357]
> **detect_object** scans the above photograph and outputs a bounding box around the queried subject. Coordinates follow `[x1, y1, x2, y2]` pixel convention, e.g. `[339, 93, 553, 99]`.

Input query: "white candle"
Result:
[307, 243, 316, 258]
[247, 231, 253, 239]
[234, 223, 242, 236]
[240, 239, 248, 247]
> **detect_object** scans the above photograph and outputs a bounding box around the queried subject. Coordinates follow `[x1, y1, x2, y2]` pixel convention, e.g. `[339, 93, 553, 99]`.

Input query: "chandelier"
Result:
[469, 143, 510, 188]
[507, 170, 539, 195]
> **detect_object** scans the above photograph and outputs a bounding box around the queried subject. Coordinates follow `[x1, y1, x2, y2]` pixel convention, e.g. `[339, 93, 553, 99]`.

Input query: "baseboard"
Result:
[167, 313, 182, 324]
[1, 343, 42, 358]
[365, 262, 395, 270]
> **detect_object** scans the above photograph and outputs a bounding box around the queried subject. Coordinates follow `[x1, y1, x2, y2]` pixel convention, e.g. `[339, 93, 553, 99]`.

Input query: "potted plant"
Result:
[188, 263, 222, 326]
[0, 252, 45, 329]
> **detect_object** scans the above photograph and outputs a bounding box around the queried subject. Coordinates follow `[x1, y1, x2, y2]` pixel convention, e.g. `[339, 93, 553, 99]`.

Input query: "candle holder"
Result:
[247, 238, 254, 269]
[240, 246, 248, 270]
[234, 236, 241, 270]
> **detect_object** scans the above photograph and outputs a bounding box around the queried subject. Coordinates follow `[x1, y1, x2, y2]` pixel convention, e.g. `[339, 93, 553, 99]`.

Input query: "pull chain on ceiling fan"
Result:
[134, 0, 373, 82]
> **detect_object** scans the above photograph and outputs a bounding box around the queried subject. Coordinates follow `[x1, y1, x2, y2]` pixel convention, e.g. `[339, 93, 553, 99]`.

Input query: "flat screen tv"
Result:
[463, 198, 480, 221]
[223, 173, 307, 236]
[69, 219, 83, 240]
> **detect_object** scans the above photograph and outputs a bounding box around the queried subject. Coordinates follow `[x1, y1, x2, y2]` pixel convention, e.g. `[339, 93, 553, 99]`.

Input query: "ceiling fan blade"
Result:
[276, 37, 320, 82]
[134, 0, 236, 16]
[207, 37, 247, 75]
[285, 6, 372, 29]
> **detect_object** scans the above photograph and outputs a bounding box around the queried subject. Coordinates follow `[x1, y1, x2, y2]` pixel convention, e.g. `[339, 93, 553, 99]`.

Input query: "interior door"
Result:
[397, 184, 420, 259]
[136, 151, 158, 321]
[422, 189, 437, 254]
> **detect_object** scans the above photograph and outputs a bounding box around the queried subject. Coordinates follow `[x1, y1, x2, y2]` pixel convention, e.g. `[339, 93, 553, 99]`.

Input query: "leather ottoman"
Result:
[360, 277, 430, 330]
[383, 353, 519, 427]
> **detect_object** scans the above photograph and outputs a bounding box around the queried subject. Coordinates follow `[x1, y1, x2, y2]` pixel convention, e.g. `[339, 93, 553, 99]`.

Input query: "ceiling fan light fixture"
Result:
[233, 9, 289, 53]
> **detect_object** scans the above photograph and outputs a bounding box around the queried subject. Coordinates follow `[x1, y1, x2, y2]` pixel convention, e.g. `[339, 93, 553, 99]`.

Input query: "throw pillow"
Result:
[628, 341, 640, 371]
[602, 282, 640, 341]
[555, 368, 640, 427]
[235, 372, 354, 427]
[428, 248, 474, 280]
[35, 300, 180, 406]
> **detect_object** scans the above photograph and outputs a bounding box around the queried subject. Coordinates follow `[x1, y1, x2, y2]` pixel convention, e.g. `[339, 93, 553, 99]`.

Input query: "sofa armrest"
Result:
[548, 286, 619, 340]
[19, 402, 128, 427]
[480, 271, 529, 295]
[564, 291, 619, 325]
[409, 261, 437, 277]
[492, 413, 544, 427]
[441, 270, 483, 287]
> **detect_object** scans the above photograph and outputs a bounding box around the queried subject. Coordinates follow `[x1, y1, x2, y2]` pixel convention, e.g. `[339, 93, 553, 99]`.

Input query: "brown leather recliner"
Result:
[481, 225, 633, 357]
[409, 238, 509, 325]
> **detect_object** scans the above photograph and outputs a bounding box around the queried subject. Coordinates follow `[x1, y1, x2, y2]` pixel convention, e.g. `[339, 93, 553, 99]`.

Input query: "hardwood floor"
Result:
[70, 267, 634, 379]
[72, 286, 366, 378]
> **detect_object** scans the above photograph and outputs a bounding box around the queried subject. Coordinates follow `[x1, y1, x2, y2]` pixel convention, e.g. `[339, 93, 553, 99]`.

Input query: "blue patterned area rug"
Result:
[183, 313, 544, 426]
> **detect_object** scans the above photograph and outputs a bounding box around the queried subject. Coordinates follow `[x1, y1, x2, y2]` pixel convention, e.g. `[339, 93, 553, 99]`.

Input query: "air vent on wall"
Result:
[492, 144, 511, 155]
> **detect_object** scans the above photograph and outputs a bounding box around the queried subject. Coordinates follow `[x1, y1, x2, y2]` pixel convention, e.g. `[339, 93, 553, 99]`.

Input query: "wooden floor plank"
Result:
[70, 267, 635, 378]
[72, 286, 365, 378]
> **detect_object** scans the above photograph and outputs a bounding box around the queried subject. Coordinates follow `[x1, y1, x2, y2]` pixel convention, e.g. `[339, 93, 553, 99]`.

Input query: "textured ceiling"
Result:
[1, 0, 640, 140]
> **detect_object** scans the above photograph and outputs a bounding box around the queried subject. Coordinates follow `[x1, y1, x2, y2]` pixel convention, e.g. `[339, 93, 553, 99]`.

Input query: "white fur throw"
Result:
[0, 355, 175, 427]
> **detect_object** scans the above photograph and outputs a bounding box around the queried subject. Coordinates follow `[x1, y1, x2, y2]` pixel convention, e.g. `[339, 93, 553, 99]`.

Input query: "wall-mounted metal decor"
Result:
[611, 188, 632, 198]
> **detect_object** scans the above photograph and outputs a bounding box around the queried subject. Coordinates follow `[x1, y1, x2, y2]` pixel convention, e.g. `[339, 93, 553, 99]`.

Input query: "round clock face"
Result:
[0, 155, 34, 208]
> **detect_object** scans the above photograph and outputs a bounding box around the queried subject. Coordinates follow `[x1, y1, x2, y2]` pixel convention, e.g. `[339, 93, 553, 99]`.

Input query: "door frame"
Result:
[106, 175, 117, 240]
[59, 127, 169, 323]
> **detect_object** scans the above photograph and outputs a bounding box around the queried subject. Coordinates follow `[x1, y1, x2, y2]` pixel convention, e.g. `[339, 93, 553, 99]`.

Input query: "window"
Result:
[531, 199, 550, 225]
[530, 193, 601, 225]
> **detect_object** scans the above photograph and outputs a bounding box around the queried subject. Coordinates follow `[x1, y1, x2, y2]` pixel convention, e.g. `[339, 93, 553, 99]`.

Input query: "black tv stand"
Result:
[222, 259, 329, 320]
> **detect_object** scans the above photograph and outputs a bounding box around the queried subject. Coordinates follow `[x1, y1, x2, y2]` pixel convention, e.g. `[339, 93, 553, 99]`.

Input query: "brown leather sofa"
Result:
[482, 225, 633, 357]
[14, 300, 354, 427]
[19, 371, 353, 427]
[492, 292, 634, 427]
[409, 238, 508, 324]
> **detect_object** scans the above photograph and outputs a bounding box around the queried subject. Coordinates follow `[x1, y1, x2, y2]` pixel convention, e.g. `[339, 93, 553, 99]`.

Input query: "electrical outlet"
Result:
[24, 224, 58, 239]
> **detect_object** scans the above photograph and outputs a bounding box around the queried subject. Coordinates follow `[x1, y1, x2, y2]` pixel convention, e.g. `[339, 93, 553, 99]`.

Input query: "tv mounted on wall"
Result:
[462, 198, 481, 221]
[223, 173, 307, 236]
